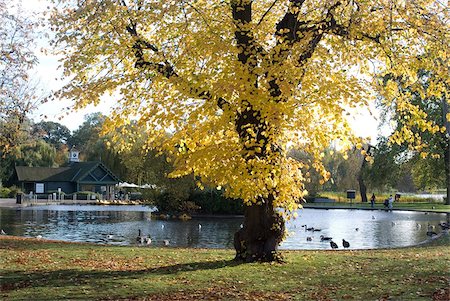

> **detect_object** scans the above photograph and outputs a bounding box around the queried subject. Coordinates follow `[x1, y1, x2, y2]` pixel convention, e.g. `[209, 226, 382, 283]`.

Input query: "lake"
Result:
[0, 205, 447, 250]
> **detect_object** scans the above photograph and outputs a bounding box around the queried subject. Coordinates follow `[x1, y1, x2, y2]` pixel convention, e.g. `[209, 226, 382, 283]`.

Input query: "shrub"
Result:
[0, 187, 11, 198]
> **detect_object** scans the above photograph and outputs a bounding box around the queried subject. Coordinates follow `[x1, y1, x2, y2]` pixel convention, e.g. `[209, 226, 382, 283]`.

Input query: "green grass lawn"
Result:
[1, 236, 449, 301]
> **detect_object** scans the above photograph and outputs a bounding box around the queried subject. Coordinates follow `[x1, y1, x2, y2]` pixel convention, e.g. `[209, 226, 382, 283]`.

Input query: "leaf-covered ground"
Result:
[1, 236, 449, 300]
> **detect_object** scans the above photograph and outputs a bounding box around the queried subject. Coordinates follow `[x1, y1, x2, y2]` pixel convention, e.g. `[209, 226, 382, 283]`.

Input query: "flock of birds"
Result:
[301, 220, 450, 249]
[133, 223, 204, 247]
[1, 220, 448, 249]
[302, 224, 350, 249]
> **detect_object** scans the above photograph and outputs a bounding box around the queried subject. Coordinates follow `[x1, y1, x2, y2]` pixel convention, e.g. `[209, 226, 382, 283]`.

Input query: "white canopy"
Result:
[117, 182, 156, 189]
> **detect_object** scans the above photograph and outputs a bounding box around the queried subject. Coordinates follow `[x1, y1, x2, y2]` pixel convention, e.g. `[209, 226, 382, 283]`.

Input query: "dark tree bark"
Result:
[443, 97, 450, 205]
[234, 196, 285, 262]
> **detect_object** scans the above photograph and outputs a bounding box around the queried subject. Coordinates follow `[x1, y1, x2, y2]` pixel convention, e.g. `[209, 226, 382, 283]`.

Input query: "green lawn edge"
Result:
[1, 235, 449, 301]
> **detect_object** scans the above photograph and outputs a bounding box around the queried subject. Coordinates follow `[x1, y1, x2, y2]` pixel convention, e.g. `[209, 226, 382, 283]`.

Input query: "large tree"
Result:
[0, 0, 38, 154]
[50, 0, 448, 261]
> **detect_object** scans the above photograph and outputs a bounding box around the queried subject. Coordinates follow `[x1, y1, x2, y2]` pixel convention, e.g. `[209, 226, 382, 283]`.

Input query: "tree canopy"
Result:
[50, 0, 449, 261]
[0, 0, 39, 154]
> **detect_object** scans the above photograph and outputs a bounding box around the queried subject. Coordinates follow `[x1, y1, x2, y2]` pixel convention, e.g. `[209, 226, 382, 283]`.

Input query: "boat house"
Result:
[14, 148, 120, 200]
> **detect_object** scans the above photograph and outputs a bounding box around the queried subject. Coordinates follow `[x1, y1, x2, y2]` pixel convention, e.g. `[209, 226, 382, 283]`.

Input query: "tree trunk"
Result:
[445, 144, 450, 205]
[234, 196, 285, 262]
[358, 175, 368, 203]
[443, 97, 450, 205]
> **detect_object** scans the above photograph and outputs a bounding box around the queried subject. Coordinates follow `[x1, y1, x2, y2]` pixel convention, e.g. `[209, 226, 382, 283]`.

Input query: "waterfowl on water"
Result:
[306, 237, 312, 242]
[342, 239, 350, 248]
[313, 228, 322, 232]
[306, 227, 315, 231]
[320, 235, 332, 241]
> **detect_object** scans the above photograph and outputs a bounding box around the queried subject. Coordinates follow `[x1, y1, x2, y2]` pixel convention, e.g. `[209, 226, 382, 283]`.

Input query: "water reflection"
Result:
[0, 205, 447, 250]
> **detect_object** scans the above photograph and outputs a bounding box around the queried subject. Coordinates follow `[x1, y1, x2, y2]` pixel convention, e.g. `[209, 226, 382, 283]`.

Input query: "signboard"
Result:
[36, 183, 44, 194]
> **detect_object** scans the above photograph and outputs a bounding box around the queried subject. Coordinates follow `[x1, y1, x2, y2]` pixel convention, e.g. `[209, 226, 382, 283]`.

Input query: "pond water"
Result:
[0, 205, 448, 250]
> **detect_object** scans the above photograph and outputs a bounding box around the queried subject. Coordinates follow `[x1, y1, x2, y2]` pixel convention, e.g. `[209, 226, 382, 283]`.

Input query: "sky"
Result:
[24, 0, 384, 143]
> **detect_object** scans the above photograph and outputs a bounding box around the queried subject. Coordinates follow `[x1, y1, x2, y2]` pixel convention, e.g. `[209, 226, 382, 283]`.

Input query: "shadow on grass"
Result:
[1, 259, 242, 292]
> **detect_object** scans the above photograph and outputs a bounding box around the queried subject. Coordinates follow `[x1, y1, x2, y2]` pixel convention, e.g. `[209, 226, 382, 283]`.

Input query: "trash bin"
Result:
[16, 193, 22, 204]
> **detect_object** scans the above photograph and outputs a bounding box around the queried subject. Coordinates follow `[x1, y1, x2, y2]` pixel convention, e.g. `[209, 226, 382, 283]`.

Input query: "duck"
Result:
[355, 228, 359, 231]
[306, 236, 312, 242]
[198, 224, 202, 230]
[330, 241, 338, 249]
[320, 235, 332, 241]
[342, 239, 350, 248]
[426, 230, 437, 237]
[372, 215, 376, 220]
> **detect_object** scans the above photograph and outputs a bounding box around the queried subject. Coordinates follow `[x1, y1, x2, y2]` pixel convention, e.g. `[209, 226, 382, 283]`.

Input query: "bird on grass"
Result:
[330, 241, 338, 249]
[163, 239, 170, 246]
[136, 229, 145, 244]
[143, 235, 152, 245]
[342, 239, 350, 248]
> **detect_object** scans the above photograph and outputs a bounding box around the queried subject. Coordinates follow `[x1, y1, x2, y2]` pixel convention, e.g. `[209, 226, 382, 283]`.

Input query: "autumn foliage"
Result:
[50, 0, 449, 260]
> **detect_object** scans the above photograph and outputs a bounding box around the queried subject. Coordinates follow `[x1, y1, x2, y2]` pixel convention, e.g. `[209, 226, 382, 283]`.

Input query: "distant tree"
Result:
[32, 121, 71, 149]
[68, 112, 106, 161]
[379, 69, 449, 203]
[0, 0, 38, 154]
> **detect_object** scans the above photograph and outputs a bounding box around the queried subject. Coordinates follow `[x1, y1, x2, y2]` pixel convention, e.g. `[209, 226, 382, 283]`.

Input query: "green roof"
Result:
[15, 162, 120, 183]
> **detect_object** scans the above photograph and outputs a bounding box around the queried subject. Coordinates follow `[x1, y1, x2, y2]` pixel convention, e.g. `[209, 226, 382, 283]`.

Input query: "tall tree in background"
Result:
[51, 1, 448, 262]
[379, 69, 449, 204]
[0, 0, 38, 154]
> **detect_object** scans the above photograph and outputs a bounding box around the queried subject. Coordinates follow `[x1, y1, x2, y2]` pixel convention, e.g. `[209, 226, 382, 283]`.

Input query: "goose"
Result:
[330, 241, 338, 249]
[320, 235, 332, 241]
[143, 235, 152, 245]
[136, 229, 145, 244]
[306, 237, 312, 241]
[306, 227, 315, 231]
[342, 239, 350, 248]
[313, 228, 322, 232]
